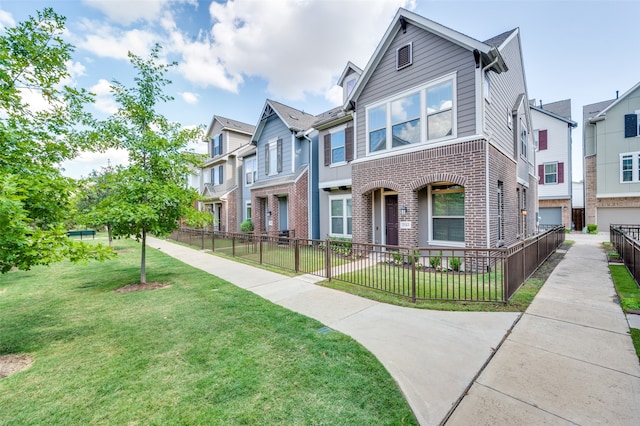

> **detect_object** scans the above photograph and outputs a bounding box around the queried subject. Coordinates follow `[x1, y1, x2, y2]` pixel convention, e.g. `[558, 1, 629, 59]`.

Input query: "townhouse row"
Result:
[195, 8, 597, 250]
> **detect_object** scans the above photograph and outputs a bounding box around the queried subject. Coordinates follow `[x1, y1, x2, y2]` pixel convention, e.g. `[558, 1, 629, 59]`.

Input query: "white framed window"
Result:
[620, 151, 640, 183]
[212, 134, 222, 157]
[544, 162, 558, 184]
[484, 72, 491, 101]
[269, 140, 278, 176]
[245, 156, 256, 185]
[210, 165, 224, 185]
[245, 201, 252, 221]
[331, 128, 346, 163]
[520, 118, 528, 158]
[329, 195, 352, 237]
[366, 74, 455, 155]
[429, 184, 464, 244]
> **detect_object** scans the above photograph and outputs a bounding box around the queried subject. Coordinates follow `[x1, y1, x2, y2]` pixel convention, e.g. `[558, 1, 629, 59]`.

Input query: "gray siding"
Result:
[296, 133, 309, 170]
[485, 34, 527, 158]
[318, 124, 354, 185]
[355, 22, 477, 158]
[256, 115, 293, 182]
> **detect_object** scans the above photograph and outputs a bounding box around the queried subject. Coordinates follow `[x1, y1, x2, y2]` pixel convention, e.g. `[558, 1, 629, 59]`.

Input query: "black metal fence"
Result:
[168, 226, 565, 303]
[610, 225, 640, 286]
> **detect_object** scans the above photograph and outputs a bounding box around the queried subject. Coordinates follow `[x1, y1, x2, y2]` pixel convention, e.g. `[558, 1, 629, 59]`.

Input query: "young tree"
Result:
[101, 45, 207, 284]
[0, 8, 113, 273]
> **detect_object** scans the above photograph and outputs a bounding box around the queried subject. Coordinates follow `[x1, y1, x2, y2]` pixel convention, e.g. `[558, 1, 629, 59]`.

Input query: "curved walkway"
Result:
[447, 233, 640, 425]
[147, 236, 519, 425]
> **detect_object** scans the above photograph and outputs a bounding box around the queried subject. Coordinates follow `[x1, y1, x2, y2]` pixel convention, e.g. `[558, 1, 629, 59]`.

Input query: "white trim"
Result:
[544, 162, 559, 185]
[427, 184, 466, 246]
[594, 81, 640, 119]
[517, 177, 529, 187]
[291, 132, 295, 174]
[319, 179, 352, 189]
[329, 126, 347, 165]
[596, 192, 640, 198]
[268, 138, 278, 176]
[485, 141, 490, 248]
[364, 73, 457, 157]
[328, 194, 353, 238]
[620, 151, 640, 183]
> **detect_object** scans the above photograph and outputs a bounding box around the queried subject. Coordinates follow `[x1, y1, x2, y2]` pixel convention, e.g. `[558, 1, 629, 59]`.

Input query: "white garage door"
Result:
[597, 207, 640, 231]
[539, 207, 562, 226]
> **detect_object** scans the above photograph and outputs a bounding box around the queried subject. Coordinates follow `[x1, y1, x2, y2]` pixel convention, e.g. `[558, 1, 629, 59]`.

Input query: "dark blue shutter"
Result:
[625, 114, 638, 138]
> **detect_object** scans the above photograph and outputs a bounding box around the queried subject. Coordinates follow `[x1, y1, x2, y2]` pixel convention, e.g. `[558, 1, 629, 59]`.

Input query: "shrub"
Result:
[449, 256, 461, 271]
[587, 224, 598, 234]
[429, 251, 442, 268]
[240, 219, 254, 233]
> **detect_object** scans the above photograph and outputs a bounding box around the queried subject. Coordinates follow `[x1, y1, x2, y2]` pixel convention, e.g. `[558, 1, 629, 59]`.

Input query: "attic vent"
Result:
[396, 43, 412, 70]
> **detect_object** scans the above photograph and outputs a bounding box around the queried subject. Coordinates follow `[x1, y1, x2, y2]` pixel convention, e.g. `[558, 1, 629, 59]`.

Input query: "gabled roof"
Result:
[345, 8, 510, 110]
[205, 115, 255, 139]
[591, 80, 640, 120]
[253, 99, 317, 142]
[583, 99, 614, 123]
[314, 106, 351, 130]
[530, 99, 577, 128]
[337, 61, 363, 87]
[484, 29, 517, 49]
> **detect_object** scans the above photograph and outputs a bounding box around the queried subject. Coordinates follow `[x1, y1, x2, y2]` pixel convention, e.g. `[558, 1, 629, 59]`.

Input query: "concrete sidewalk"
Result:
[447, 233, 640, 425]
[147, 236, 519, 425]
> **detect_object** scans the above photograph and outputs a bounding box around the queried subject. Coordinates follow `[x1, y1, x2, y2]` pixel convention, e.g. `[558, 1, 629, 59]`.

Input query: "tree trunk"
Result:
[107, 224, 113, 247]
[140, 228, 147, 284]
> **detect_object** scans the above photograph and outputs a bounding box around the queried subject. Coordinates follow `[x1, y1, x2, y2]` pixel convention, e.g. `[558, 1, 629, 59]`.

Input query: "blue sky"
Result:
[1, 0, 638, 180]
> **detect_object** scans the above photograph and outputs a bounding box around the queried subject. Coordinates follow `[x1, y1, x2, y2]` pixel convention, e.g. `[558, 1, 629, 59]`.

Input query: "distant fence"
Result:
[168, 226, 565, 303]
[610, 225, 640, 286]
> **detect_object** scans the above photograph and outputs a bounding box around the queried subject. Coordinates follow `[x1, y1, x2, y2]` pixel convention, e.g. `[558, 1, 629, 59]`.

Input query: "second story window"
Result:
[331, 129, 345, 163]
[520, 119, 528, 158]
[210, 165, 224, 185]
[245, 157, 256, 185]
[544, 163, 558, 184]
[265, 139, 282, 176]
[212, 134, 222, 157]
[620, 152, 640, 183]
[366, 75, 455, 155]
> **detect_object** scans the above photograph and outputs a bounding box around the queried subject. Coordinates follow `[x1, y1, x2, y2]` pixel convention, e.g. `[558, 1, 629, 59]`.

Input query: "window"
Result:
[331, 129, 345, 163]
[245, 156, 256, 185]
[212, 134, 222, 156]
[246, 202, 252, 221]
[210, 165, 223, 185]
[366, 76, 455, 154]
[484, 72, 490, 101]
[391, 92, 421, 147]
[620, 151, 640, 183]
[396, 43, 412, 70]
[329, 195, 352, 237]
[431, 184, 464, 243]
[265, 139, 282, 176]
[520, 118, 528, 158]
[544, 163, 558, 184]
[625, 113, 639, 138]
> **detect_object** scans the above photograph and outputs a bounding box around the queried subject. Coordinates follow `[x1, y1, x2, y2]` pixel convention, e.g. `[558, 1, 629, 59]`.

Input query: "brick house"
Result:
[584, 81, 640, 230]
[201, 115, 255, 232]
[249, 99, 318, 239]
[342, 8, 536, 249]
[530, 99, 577, 230]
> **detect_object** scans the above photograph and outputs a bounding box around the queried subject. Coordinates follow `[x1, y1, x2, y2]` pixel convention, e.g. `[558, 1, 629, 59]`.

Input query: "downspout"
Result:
[479, 51, 500, 248]
[302, 130, 314, 240]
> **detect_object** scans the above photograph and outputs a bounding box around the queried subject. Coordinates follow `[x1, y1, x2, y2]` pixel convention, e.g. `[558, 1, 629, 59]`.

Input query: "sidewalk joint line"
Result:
[523, 312, 632, 336]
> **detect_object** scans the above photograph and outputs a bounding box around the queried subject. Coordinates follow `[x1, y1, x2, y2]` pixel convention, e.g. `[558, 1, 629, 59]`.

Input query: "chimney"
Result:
[539, 100, 542, 108]
[616, 90, 619, 99]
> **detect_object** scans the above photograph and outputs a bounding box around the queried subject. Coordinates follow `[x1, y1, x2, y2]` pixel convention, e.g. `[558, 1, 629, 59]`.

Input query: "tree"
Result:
[0, 8, 113, 273]
[100, 45, 207, 284]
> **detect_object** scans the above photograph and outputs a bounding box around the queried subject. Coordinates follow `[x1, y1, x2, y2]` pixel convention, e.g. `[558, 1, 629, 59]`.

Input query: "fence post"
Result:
[411, 248, 417, 303]
[232, 234, 236, 257]
[325, 240, 332, 281]
[503, 251, 508, 302]
[211, 230, 215, 252]
[201, 229, 204, 250]
[294, 239, 300, 272]
[259, 236, 263, 265]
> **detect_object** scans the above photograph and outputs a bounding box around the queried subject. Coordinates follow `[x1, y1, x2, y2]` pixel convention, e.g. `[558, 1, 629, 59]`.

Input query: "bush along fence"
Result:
[610, 224, 640, 287]
[168, 226, 565, 303]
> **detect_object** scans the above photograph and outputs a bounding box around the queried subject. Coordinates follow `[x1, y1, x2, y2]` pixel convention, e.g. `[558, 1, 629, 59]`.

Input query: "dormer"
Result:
[337, 62, 363, 104]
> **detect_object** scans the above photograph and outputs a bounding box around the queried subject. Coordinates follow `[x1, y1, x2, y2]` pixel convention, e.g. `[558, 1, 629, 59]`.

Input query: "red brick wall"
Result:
[585, 155, 597, 225]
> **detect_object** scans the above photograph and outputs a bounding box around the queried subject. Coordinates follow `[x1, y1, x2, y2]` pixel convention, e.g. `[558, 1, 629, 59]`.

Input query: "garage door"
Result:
[597, 207, 640, 231]
[539, 207, 562, 226]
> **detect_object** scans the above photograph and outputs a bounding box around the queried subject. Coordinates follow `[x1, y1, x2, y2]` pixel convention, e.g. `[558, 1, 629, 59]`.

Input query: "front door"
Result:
[385, 195, 399, 246]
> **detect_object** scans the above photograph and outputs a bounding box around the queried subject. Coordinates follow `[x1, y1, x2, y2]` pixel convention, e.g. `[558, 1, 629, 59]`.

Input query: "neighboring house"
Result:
[342, 8, 536, 249]
[315, 62, 361, 239]
[238, 144, 256, 225]
[572, 181, 585, 231]
[584, 81, 640, 230]
[201, 116, 255, 232]
[249, 99, 318, 239]
[530, 99, 577, 230]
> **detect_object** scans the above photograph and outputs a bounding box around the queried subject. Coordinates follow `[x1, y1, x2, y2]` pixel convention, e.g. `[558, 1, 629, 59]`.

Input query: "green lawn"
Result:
[0, 239, 417, 425]
[608, 264, 640, 360]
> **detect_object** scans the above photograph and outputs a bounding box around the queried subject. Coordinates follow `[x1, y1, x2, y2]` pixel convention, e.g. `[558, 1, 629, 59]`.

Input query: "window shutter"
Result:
[625, 114, 638, 138]
[558, 162, 564, 183]
[538, 130, 548, 150]
[264, 144, 269, 175]
[345, 126, 354, 162]
[324, 134, 331, 166]
[396, 43, 412, 69]
[277, 139, 283, 173]
[211, 168, 215, 184]
[218, 165, 224, 184]
[538, 165, 544, 184]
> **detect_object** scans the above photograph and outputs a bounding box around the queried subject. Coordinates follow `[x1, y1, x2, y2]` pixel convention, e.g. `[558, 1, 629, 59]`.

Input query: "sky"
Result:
[1, 0, 638, 181]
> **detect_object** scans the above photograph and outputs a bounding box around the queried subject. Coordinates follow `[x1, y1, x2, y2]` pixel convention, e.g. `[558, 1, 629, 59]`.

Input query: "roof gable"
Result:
[205, 115, 255, 139]
[593, 80, 640, 119]
[253, 99, 316, 142]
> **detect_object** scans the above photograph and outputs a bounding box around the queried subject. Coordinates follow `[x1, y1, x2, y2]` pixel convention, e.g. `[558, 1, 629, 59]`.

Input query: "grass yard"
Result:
[0, 239, 417, 425]
[608, 263, 640, 359]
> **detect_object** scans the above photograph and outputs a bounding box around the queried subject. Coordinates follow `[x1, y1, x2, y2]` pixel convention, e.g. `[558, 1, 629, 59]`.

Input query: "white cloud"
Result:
[77, 19, 157, 60]
[0, 9, 15, 30]
[90, 79, 118, 114]
[82, 0, 197, 26]
[61, 148, 129, 179]
[180, 91, 199, 104]
[175, 0, 413, 102]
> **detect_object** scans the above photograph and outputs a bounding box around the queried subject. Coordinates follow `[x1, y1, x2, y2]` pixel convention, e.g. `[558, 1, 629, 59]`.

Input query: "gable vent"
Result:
[396, 43, 412, 70]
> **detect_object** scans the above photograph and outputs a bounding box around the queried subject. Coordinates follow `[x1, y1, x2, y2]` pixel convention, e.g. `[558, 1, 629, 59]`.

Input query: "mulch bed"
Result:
[114, 282, 170, 293]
